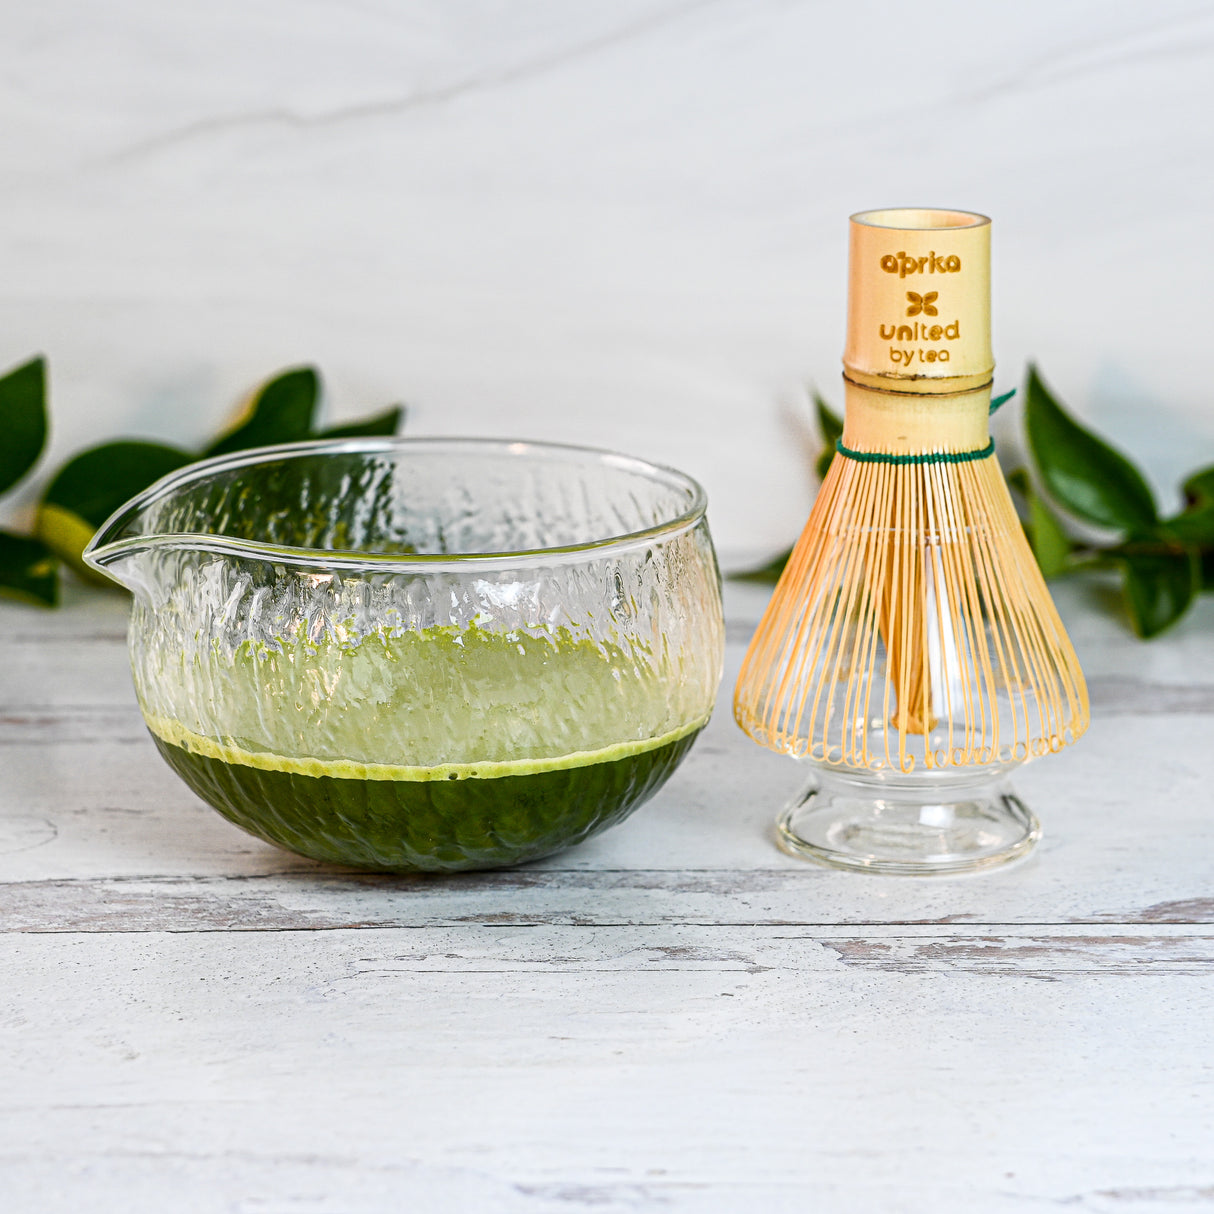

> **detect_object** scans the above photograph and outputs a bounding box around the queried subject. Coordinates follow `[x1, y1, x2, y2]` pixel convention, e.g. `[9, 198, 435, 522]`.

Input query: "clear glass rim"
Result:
[83, 436, 710, 575]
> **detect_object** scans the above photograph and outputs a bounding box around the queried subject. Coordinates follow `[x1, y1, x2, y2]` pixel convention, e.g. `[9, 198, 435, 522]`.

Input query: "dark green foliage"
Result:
[814, 392, 843, 480]
[0, 356, 58, 604]
[1024, 365, 1158, 533]
[1116, 549, 1201, 639]
[42, 441, 194, 530]
[1021, 364, 1207, 636]
[318, 405, 405, 440]
[0, 530, 57, 606]
[203, 367, 320, 457]
[21, 363, 406, 594]
[1167, 465, 1214, 546]
[0, 357, 47, 497]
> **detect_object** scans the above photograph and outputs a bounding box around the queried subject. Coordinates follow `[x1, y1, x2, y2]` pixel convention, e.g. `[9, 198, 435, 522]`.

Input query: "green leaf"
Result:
[1024, 365, 1158, 534]
[0, 356, 48, 497]
[317, 405, 404, 440]
[1165, 464, 1214, 545]
[814, 392, 843, 480]
[204, 366, 319, 457]
[1029, 494, 1073, 579]
[1165, 510, 1214, 545]
[0, 529, 58, 606]
[42, 440, 194, 529]
[730, 546, 793, 584]
[1183, 464, 1214, 505]
[1008, 467, 1073, 578]
[1116, 549, 1199, 638]
[38, 440, 194, 576]
[1006, 467, 1030, 498]
[1200, 548, 1214, 594]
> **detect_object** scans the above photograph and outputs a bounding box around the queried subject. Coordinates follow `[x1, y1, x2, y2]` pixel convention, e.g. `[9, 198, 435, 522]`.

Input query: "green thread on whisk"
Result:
[989, 388, 1016, 415]
[835, 438, 995, 466]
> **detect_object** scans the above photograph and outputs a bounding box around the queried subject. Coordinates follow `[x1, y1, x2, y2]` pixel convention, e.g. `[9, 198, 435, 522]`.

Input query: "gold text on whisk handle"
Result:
[880, 251, 962, 278]
[879, 318, 961, 366]
[878, 321, 960, 342]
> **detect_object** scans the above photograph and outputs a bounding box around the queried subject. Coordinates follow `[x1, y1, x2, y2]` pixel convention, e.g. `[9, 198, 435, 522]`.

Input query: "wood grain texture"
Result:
[3, 926, 1212, 1213]
[3, 872, 1214, 935]
[2, 582, 1213, 1212]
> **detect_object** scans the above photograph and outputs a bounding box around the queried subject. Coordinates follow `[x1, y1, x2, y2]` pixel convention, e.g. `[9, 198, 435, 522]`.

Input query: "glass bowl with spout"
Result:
[84, 438, 725, 872]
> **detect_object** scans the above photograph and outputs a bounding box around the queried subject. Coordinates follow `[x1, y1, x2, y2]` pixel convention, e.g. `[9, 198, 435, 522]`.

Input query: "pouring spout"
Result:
[83, 538, 154, 600]
[82, 538, 153, 597]
[82, 489, 173, 600]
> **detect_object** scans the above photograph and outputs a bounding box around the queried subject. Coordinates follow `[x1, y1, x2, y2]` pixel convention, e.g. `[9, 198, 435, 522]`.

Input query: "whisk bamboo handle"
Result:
[841, 379, 990, 459]
[844, 209, 993, 395]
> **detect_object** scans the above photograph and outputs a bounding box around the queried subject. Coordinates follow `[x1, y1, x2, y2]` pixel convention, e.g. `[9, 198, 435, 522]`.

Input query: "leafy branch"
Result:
[0, 358, 404, 606]
[733, 366, 1214, 639]
[0, 358, 57, 605]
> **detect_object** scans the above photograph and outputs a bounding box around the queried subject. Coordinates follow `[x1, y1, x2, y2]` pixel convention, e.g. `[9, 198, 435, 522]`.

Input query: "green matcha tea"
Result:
[140, 625, 710, 871]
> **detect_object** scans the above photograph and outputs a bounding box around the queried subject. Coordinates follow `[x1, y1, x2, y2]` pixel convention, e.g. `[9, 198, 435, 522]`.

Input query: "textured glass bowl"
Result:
[85, 438, 725, 871]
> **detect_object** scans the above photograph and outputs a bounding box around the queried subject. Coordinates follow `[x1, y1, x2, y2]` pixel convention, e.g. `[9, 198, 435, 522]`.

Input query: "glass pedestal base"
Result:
[776, 766, 1040, 876]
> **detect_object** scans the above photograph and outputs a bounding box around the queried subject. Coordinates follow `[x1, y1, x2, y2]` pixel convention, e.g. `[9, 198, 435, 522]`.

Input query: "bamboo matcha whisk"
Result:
[735, 208, 1089, 875]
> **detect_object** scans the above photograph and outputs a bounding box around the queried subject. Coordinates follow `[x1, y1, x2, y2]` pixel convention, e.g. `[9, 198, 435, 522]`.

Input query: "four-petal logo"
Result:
[906, 291, 938, 317]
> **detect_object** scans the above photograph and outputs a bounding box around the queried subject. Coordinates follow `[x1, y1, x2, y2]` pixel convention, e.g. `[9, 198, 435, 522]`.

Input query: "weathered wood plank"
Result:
[3, 578, 1213, 1213]
[10, 921, 1195, 972]
[0, 705, 147, 746]
[2, 927, 1212, 1213]
[3, 871, 1214, 933]
[816, 930, 1214, 974]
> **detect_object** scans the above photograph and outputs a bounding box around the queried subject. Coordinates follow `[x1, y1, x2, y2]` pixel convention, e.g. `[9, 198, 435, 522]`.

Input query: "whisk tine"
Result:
[735, 442, 1089, 772]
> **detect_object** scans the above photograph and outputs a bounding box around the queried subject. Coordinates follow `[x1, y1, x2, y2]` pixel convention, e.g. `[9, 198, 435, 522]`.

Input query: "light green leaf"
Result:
[1024, 365, 1158, 534]
[1028, 491, 1072, 579]
[0, 529, 58, 606]
[1008, 467, 1073, 578]
[204, 367, 319, 457]
[0, 356, 48, 497]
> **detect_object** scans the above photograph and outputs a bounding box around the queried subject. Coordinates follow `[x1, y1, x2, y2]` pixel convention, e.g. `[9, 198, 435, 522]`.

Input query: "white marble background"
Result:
[1, 0, 1212, 561]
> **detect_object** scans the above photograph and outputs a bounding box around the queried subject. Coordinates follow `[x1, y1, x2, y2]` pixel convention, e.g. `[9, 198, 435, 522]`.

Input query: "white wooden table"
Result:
[3, 578, 1212, 1213]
